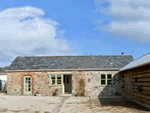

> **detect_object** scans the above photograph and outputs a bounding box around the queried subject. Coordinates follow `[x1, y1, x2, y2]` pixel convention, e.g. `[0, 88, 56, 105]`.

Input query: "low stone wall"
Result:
[7, 70, 124, 96]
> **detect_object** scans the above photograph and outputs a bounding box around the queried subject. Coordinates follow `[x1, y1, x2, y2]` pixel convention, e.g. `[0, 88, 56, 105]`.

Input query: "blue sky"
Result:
[0, 0, 150, 67]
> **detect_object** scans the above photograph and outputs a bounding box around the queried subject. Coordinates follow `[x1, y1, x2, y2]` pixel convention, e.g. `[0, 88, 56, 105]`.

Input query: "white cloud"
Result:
[0, 6, 73, 66]
[95, 0, 150, 43]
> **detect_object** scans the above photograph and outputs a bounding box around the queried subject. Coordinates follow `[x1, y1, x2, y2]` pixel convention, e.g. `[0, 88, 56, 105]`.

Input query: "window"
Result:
[51, 75, 55, 85]
[100, 73, 113, 86]
[50, 74, 63, 85]
[57, 75, 61, 84]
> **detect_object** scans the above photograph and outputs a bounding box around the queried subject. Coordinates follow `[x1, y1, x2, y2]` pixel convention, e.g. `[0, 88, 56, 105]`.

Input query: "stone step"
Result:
[60, 94, 72, 97]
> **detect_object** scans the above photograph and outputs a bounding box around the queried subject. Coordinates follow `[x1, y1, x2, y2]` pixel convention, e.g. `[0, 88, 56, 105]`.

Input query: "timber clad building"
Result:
[6, 55, 133, 97]
[120, 53, 150, 110]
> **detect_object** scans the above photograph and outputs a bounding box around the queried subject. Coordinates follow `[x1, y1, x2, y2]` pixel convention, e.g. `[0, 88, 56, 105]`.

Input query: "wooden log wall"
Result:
[124, 66, 150, 110]
[124, 71, 132, 100]
[132, 73, 150, 107]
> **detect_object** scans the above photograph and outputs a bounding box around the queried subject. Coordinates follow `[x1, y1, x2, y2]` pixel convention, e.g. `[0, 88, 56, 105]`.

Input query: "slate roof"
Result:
[6, 55, 134, 71]
[0, 66, 9, 74]
[120, 52, 150, 72]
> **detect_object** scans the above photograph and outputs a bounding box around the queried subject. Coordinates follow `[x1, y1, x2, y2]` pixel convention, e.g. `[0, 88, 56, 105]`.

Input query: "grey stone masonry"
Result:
[85, 71, 124, 97]
[7, 70, 124, 96]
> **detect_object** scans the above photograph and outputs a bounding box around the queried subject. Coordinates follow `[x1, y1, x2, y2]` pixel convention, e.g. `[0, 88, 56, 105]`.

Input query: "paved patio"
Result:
[0, 93, 149, 113]
[60, 97, 149, 113]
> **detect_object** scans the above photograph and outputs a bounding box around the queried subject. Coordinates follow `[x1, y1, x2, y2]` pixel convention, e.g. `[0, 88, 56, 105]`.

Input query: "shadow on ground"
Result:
[97, 72, 150, 112]
[98, 98, 150, 112]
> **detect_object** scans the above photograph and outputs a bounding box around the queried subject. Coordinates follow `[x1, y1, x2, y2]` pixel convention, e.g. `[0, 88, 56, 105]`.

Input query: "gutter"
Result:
[0, 73, 7, 75]
[5, 68, 120, 72]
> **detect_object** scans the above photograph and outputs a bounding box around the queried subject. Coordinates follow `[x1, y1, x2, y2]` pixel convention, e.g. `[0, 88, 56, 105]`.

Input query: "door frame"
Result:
[23, 75, 33, 95]
[63, 74, 72, 94]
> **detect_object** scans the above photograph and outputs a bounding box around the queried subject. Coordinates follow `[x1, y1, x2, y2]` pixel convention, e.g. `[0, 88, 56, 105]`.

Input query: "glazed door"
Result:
[24, 76, 32, 95]
[65, 75, 71, 93]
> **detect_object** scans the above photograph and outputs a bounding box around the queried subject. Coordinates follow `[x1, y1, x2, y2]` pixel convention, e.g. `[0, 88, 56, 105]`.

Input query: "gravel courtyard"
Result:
[0, 93, 149, 113]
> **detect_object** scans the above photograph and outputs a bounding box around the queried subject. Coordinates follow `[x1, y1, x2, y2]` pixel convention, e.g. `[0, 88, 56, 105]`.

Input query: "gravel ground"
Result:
[0, 93, 149, 113]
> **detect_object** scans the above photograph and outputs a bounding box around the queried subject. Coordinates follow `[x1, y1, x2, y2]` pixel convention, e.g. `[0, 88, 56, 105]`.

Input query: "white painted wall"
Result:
[0, 74, 7, 92]
[0, 75, 7, 80]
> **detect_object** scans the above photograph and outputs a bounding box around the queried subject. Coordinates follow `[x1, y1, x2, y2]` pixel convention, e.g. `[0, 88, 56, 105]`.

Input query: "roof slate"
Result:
[0, 66, 9, 74]
[6, 55, 134, 71]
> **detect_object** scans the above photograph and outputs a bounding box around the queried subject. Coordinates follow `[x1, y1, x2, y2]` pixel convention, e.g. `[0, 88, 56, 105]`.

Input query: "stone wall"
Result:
[72, 71, 87, 96]
[34, 72, 62, 96]
[7, 72, 62, 96]
[7, 70, 124, 96]
[7, 72, 22, 95]
[85, 71, 124, 97]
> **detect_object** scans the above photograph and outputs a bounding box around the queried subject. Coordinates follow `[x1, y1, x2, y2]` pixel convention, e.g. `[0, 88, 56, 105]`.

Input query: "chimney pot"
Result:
[122, 52, 124, 55]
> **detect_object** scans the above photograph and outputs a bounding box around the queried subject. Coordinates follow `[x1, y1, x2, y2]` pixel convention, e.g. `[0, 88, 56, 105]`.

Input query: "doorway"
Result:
[63, 75, 71, 93]
[24, 76, 32, 95]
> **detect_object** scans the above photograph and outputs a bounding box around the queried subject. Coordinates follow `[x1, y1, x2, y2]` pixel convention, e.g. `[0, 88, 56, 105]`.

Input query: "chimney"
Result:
[122, 52, 124, 56]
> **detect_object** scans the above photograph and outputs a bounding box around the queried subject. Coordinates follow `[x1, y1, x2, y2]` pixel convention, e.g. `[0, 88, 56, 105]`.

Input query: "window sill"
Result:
[49, 84, 63, 86]
[99, 85, 112, 87]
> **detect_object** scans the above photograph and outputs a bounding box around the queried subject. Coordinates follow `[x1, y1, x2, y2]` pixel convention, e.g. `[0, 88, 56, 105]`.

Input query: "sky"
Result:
[0, 0, 150, 67]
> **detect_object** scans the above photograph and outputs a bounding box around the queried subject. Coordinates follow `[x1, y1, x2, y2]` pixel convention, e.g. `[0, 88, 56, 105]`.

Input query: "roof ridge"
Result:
[133, 52, 150, 61]
[17, 55, 133, 57]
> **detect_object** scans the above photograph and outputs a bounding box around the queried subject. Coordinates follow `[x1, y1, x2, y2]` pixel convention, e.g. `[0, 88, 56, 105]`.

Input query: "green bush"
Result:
[79, 78, 85, 96]
[35, 91, 39, 94]
[55, 89, 58, 92]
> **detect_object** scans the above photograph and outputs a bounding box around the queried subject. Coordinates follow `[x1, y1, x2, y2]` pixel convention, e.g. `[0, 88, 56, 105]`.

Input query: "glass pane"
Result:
[26, 78, 28, 80]
[29, 77, 30, 80]
[107, 74, 112, 79]
[29, 81, 30, 84]
[101, 80, 105, 85]
[67, 76, 69, 84]
[28, 85, 30, 87]
[51, 75, 55, 79]
[101, 74, 105, 79]
[108, 80, 112, 85]
[57, 80, 61, 84]
[28, 88, 30, 91]
[57, 75, 61, 79]
[52, 80, 55, 84]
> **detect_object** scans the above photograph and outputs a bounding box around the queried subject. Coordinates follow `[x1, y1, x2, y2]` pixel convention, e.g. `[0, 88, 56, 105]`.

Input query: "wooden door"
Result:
[65, 75, 71, 93]
[24, 76, 32, 95]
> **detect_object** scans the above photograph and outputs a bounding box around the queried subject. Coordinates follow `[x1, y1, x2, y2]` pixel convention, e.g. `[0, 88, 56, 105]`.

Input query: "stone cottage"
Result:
[6, 55, 133, 96]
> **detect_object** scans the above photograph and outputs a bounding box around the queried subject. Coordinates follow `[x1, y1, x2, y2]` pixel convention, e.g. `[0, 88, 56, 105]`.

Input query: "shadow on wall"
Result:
[0, 80, 7, 93]
[3, 82, 7, 93]
[98, 72, 124, 97]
